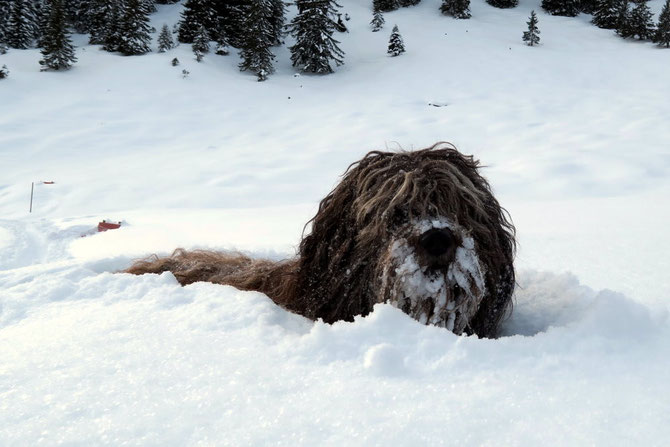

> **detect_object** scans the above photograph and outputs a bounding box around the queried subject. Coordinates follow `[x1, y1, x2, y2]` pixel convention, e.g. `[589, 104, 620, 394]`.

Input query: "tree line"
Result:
[0, 0, 668, 77]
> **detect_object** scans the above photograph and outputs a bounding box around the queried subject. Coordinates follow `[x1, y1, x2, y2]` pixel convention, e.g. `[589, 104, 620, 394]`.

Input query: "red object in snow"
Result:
[42, 181, 55, 184]
[98, 220, 121, 232]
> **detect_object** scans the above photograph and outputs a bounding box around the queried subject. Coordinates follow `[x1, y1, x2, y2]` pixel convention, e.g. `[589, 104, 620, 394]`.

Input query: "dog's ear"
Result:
[291, 168, 373, 323]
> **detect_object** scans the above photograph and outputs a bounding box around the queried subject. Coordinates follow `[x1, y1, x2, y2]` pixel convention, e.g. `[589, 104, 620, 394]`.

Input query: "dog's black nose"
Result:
[419, 228, 454, 257]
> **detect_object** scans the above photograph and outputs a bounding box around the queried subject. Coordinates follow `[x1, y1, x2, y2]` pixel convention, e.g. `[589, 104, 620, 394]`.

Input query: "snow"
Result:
[1, 0, 670, 445]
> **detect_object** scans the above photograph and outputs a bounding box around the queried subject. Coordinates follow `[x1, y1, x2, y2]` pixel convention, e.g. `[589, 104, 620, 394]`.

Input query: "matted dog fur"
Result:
[125, 143, 516, 338]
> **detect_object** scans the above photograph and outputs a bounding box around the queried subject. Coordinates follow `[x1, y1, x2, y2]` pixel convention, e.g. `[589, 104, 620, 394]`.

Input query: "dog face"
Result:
[376, 217, 487, 334]
[296, 144, 516, 338]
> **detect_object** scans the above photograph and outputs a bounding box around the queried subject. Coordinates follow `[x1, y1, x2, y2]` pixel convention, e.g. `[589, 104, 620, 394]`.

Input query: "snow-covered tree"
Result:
[118, 0, 152, 55]
[171, 56, 179, 65]
[581, 0, 599, 13]
[177, 0, 217, 43]
[214, 0, 249, 47]
[371, 11, 385, 31]
[441, 0, 471, 19]
[6, 0, 38, 48]
[95, 0, 124, 51]
[486, 0, 518, 9]
[373, 0, 398, 13]
[157, 23, 175, 52]
[89, 0, 114, 45]
[615, 0, 632, 37]
[655, 0, 670, 47]
[628, 0, 655, 39]
[269, 0, 286, 45]
[398, 0, 420, 6]
[39, 0, 76, 70]
[541, 0, 579, 16]
[288, 0, 344, 74]
[0, 64, 9, 78]
[387, 24, 405, 56]
[522, 10, 541, 46]
[239, 0, 275, 81]
[65, 0, 92, 33]
[592, 0, 623, 29]
[0, 0, 10, 46]
[192, 24, 210, 61]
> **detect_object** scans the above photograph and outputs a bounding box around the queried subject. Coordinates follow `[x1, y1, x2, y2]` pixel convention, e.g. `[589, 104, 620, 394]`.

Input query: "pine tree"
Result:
[655, 0, 670, 47]
[628, 1, 655, 39]
[38, 0, 77, 70]
[288, 0, 344, 74]
[541, 0, 579, 16]
[373, 0, 398, 13]
[0, 0, 10, 46]
[65, 0, 92, 33]
[177, 0, 217, 43]
[118, 0, 152, 55]
[615, 0, 632, 37]
[581, 0, 599, 14]
[89, 0, 114, 45]
[192, 24, 210, 61]
[239, 0, 275, 81]
[371, 11, 385, 31]
[441, 0, 471, 19]
[486, 0, 518, 8]
[214, 0, 250, 48]
[398, 0, 420, 6]
[157, 23, 175, 52]
[6, 0, 37, 49]
[387, 24, 405, 56]
[100, 0, 123, 52]
[522, 10, 541, 46]
[0, 65, 9, 78]
[592, 0, 622, 29]
[269, 0, 286, 45]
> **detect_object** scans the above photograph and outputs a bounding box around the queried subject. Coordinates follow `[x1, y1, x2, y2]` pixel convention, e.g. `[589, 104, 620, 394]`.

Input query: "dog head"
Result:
[293, 143, 516, 337]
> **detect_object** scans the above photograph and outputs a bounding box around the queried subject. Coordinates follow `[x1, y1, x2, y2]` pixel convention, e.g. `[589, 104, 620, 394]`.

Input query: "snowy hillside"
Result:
[1, 0, 670, 445]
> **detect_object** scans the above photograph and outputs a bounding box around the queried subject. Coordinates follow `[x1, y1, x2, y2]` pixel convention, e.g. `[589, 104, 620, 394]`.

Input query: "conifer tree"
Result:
[486, 0, 518, 8]
[157, 23, 175, 52]
[269, 0, 286, 45]
[0, 0, 10, 46]
[214, 0, 250, 47]
[289, 0, 344, 74]
[371, 11, 385, 31]
[192, 24, 210, 61]
[628, 0, 655, 39]
[38, 0, 77, 70]
[118, 0, 152, 55]
[101, 0, 123, 52]
[89, 0, 114, 45]
[541, 0, 579, 16]
[655, 0, 670, 47]
[581, 0, 598, 14]
[440, 0, 471, 19]
[522, 10, 541, 46]
[6, 0, 37, 49]
[592, 0, 622, 29]
[239, 0, 275, 81]
[178, 0, 217, 43]
[615, 0, 632, 37]
[0, 64, 8, 78]
[398, 0, 420, 6]
[387, 24, 405, 56]
[373, 0, 398, 13]
[65, 0, 92, 33]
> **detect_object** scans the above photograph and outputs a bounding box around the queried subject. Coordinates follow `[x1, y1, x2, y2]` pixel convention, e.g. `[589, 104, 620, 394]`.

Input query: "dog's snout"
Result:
[419, 228, 454, 257]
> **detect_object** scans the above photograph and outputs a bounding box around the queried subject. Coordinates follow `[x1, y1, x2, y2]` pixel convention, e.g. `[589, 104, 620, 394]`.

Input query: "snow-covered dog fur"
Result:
[126, 143, 516, 338]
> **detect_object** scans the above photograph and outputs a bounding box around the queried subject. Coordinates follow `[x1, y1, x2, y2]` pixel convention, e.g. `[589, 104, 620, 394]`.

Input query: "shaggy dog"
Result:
[126, 143, 516, 338]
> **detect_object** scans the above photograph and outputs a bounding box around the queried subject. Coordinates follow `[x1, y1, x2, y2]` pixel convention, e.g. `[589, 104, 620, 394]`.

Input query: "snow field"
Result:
[1, 0, 670, 444]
